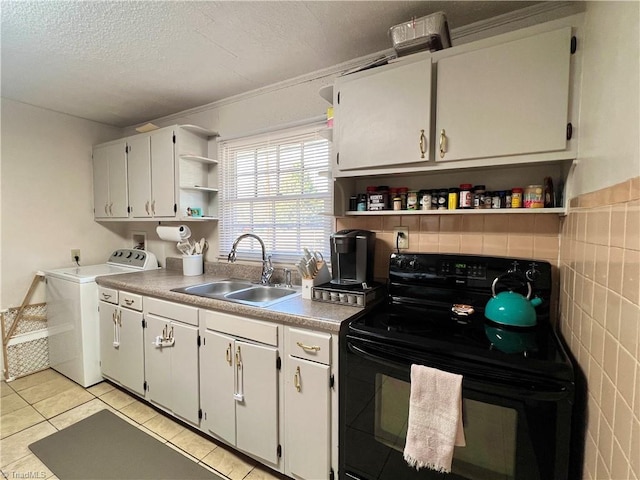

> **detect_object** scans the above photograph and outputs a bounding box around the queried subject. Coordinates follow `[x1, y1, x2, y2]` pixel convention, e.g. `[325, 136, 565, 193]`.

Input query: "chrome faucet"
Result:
[228, 233, 274, 285]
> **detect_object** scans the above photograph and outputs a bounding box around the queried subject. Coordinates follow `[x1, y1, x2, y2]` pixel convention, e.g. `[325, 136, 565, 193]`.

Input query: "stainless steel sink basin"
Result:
[174, 280, 255, 296]
[225, 286, 299, 306]
[171, 279, 301, 308]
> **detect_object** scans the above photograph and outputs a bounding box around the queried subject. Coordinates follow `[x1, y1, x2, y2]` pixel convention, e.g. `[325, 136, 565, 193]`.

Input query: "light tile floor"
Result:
[1, 369, 287, 480]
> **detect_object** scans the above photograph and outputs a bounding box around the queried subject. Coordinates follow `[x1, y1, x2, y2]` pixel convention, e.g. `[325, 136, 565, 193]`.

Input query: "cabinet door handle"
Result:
[234, 345, 244, 402]
[226, 343, 232, 365]
[296, 341, 320, 352]
[145, 201, 150, 215]
[117, 311, 122, 326]
[294, 366, 301, 392]
[419, 129, 427, 159]
[151, 200, 155, 215]
[104, 204, 109, 215]
[439, 129, 448, 159]
[235, 345, 242, 368]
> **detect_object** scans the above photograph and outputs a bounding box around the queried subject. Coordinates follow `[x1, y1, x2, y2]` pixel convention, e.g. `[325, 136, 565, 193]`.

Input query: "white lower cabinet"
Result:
[144, 297, 200, 426]
[98, 290, 145, 395]
[98, 288, 338, 479]
[284, 327, 334, 480]
[200, 310, 281, 466]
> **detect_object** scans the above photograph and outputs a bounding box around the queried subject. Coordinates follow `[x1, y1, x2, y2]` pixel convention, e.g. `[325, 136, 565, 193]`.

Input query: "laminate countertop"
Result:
[95, 268, 369, 333]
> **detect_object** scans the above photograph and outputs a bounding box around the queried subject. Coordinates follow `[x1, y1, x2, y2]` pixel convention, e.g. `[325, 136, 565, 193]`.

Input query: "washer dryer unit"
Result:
[44, 249, 158, 387]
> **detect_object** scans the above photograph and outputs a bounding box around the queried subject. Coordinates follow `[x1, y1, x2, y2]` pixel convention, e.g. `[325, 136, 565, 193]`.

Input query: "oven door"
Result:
[341, 336, 573, 480]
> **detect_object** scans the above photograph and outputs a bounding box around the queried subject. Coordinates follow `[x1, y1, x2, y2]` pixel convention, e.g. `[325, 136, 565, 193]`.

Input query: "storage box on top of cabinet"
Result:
[389, 11, 451, 55]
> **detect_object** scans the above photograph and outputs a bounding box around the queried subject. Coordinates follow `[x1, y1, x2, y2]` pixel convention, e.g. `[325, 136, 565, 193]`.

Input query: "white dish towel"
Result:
[403, 364, 466, 473]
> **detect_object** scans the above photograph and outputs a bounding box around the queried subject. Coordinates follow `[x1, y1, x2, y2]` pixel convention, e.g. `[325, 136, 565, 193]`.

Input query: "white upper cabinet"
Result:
[333, 54, 432, 174]
[126, 135, 152, 218]
[93, 124, 218, 222]
[127, 127, 177, 219]
[436, 27, 572, 163]
[92, 140, 128, 219]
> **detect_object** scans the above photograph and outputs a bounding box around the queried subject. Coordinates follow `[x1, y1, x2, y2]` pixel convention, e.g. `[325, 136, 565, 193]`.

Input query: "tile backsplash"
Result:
[336, 212, 561, 280]
[560, 177, 639, 480]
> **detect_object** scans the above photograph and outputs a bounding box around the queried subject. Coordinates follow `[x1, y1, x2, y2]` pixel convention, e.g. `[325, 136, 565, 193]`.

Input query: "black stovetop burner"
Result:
[348, 253, 574, 382]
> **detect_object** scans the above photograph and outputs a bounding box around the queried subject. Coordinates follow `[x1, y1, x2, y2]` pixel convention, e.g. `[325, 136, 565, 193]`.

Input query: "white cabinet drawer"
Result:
[119, 291, 143, 311]
[145, 297, 199, 326]
[287, 327, 331, 365]
[98, 287, 118, 304]
[202, 310, 278, 347]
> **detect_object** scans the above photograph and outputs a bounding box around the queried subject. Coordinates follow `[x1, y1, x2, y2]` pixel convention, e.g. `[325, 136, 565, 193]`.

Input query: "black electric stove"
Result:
[341, 253, 575, 480]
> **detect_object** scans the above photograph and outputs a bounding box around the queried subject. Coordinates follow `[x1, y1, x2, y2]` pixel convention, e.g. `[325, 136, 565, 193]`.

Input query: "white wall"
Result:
[0, 99, 127, 307]
[574, 1, 640, 195]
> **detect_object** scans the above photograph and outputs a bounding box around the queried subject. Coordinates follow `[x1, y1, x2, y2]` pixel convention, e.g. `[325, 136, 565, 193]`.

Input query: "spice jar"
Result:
[524, 185, 544, 208]
[473, 185, 486, 209]
[459, 184, 473, 209]
[357, 194, 367, 211]
[491, 192, 501, 209]
[505, 191, 513, 208]
[393, 194, 402, 211]
[448, 188, 459, 210]
[398, 187, 409, 210]
[349, 195, 358, 211]
[437, 190, 448, 210]
[511, 187, 523, 208]
[407, 190, 419, 210]
[420, 190, 432, 210]
[431, 190, 439, 210]
[483, 191, 493, 209]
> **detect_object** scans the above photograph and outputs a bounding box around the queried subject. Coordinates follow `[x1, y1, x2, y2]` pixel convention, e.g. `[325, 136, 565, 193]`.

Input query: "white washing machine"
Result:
[44, 249, 158, 387]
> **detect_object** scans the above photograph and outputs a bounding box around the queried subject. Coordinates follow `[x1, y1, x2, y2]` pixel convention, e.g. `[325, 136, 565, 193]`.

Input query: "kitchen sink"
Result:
[174, 280, 255, 296]
[171, 279, 301, 308]
[226, 286, 299, 305]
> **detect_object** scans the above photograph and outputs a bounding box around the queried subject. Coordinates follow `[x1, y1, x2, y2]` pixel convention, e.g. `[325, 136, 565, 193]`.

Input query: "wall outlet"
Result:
[393, 227, 409, 249]
[71, 249, 81, 263]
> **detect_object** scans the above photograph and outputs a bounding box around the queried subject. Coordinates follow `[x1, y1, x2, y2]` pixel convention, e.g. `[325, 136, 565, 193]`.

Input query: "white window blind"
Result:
[219, 124, 333, 263]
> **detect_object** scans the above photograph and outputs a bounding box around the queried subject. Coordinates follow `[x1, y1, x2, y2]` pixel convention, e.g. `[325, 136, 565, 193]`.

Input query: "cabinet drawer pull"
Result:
[294, 366, 301, 392]
[419, 129, 426, 159]
[439, 129, 448, 159]
[124, 299, 134, 306]
[296, 341, 320, 352]
[102, 293, 112, 300]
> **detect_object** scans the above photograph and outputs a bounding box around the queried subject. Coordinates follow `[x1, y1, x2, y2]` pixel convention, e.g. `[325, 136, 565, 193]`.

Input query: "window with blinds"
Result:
[219, 124, 333, 263]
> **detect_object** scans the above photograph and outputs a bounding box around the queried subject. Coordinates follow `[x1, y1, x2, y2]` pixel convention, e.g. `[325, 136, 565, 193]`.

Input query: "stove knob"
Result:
[526, 263, 540, 282]
[126, 251, 133, 258]
[409, 257, 420, 270]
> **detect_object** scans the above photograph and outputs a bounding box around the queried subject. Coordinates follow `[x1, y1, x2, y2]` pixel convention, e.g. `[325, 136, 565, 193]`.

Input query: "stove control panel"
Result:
[438, 260, 487, 279]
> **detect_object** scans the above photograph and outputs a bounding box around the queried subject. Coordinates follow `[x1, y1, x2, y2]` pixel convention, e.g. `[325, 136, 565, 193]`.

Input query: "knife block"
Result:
[301, 261, 331, 299]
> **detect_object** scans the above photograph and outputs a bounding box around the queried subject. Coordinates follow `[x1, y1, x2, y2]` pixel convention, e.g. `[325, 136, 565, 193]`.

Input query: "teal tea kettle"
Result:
[484, 273, 542, 327]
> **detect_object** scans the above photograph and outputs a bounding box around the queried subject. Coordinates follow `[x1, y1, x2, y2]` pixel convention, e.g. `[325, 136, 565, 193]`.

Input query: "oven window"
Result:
[374, 374, 517, 480]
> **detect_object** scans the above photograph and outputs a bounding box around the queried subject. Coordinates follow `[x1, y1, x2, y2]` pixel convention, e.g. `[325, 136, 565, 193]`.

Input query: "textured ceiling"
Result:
[1, 1, 542, 127]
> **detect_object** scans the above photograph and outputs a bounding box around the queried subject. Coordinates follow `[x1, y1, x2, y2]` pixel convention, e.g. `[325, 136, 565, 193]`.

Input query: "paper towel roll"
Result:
[156, 225, 192, 242]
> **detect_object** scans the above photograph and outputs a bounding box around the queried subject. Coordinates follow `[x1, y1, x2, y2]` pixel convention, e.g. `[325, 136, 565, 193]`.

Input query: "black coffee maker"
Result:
[330, 229, 376, 285]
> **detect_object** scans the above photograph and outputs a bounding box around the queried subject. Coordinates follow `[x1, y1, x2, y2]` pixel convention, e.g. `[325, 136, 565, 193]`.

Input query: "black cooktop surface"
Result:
[348, 253, 574, 383]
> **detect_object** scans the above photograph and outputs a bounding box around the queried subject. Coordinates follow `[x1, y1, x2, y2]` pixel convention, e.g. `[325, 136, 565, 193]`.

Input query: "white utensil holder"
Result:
[301, 261, 332, 299]
[183, 254, 203, 276]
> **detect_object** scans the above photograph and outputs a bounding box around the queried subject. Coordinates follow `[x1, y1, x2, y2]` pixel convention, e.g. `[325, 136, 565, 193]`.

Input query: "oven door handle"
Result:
[347, 340, 571, 399]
